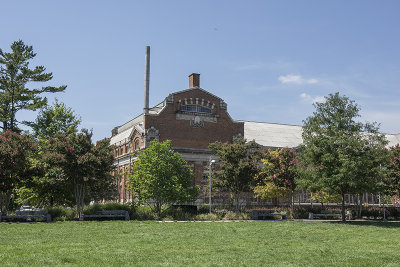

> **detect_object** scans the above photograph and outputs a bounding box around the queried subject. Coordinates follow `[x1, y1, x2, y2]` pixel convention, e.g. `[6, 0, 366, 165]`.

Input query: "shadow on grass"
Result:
[326, 220, 400, 228]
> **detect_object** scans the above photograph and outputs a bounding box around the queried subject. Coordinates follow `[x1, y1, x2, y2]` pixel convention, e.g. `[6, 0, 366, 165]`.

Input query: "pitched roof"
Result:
[241, 121, 303, 148]
[241, 120, 400, 148]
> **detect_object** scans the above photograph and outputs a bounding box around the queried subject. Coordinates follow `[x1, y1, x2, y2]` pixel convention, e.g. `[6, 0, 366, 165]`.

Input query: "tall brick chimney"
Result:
[189, 73, 200, 88]
[144, 46, 150, 115]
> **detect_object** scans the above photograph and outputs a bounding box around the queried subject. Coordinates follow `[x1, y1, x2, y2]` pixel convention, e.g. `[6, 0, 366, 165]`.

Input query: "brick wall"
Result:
[144, 88, 243, 149]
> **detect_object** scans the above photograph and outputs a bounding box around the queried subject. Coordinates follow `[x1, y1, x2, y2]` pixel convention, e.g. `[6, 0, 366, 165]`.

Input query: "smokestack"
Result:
[189, 73, 200, 88]
[144, 46, 150, 115]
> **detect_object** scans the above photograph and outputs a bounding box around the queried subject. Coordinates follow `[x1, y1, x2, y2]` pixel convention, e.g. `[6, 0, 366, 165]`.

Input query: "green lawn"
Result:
[1, 221, 399, 266]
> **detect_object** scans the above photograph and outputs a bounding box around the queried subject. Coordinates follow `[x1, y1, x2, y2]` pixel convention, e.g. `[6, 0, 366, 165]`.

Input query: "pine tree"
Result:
[0, 40, 66, 132]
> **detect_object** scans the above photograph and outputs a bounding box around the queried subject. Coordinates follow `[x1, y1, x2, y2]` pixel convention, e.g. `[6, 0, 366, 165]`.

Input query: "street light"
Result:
[209, 159, 216, 214]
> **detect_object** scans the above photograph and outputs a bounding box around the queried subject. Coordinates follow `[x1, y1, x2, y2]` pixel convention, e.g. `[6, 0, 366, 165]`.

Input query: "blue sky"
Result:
[2, 0, 400, 141]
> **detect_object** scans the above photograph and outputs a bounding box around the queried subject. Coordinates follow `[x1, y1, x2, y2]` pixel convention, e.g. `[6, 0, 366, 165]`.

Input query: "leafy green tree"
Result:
[41, 130, 115, 219]
[310, 191, 341, 208]
[16, 99, 81, 207]
[209, 138, 260, 213]
[300, 92, 388, 221]
[254, 148, 298, 209]
[128, 140, 199, 218]
[0, 130, 38, 214]
[28, 99, 81, 139]
[386, 145, 400, 197]
[0, 40, 66, 132]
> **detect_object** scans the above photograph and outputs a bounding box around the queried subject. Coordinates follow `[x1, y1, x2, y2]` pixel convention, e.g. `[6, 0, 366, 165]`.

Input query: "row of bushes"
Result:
[32, 203, 400, 221]
[45, 203, 251, 221]
[288, 206, 400, 219]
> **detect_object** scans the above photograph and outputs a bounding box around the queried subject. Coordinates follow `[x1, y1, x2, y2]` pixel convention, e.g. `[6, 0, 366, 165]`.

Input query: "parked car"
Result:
[19, 206, 33, 211]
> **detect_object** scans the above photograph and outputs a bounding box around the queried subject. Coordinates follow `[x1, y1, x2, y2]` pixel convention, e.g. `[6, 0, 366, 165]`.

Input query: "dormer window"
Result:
[180, 105, 212, 114]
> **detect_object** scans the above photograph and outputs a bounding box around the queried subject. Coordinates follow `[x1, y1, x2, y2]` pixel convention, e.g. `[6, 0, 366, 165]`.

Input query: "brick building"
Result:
[110, 72, 400, 204]
[110, 73, 244, 203]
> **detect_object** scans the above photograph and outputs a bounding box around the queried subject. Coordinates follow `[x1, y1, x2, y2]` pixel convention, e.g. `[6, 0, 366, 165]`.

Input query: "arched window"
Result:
[135, 139, 140, 151]
[180, 105, 212, 114]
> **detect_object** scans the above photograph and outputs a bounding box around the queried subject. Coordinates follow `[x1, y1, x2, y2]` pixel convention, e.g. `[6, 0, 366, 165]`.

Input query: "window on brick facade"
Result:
[135, 139, 140, 150]
[128, 141, 132, 153]
[180, 105, 212, 114]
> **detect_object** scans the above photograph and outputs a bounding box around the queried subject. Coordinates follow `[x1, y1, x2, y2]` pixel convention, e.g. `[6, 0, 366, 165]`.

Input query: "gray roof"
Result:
[241, 121, 303, 148]
[386, 134, 400, 147]
[242, 120, 400, 148]
[110, 102, 166, 146]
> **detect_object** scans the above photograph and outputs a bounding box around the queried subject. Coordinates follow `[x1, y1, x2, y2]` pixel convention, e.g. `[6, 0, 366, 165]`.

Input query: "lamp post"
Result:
[209, 159, 216, 214]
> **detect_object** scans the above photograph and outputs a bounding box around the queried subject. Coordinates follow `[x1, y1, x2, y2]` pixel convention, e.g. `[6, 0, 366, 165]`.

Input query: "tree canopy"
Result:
[28, 99, 81, 139]
[128, 140, 199, 218]
[0, 40, 66, 132]
[254, 148, 298, 208]
[300, 92, 388, 221]
[209, 138, 260, 212]
[386, 145, 400, 197]
[0, 130, 38, 214]
[41, 130, 115, 219]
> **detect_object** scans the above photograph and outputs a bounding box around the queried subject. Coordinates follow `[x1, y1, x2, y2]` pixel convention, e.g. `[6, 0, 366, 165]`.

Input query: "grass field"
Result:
[1, 220, 400, 266]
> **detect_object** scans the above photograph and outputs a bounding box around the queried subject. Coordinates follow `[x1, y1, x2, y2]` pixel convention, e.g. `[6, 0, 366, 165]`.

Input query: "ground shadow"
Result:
[326, 220, 400, 228]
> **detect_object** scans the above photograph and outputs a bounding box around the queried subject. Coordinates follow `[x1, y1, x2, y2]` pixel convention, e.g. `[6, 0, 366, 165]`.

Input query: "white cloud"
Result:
[300, 93, 325, 104]
[279, 74, 318, 85]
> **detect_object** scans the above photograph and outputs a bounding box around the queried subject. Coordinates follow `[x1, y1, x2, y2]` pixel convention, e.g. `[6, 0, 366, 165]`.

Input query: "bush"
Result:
[197, 204, 211, 214]
[162, 208, 194, 221]
[223, 211, 250, 220]
[83, 202, 134, 215]
[132, 205, 157, 220]
[360, 207, 400, 219]
[194, 213, 219, 221]
[47, 206, 76, 221]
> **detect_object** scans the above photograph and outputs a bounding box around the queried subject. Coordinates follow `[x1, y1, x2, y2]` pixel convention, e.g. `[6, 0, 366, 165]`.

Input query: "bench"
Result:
[252, 210, 287, 220]
[81, 210, 130, 221]
[0, 210, 51, 222]
[308, 210, 352, 220]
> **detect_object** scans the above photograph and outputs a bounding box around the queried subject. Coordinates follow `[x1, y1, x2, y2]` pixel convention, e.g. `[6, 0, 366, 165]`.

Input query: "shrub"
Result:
[83, 202, 134, 215]
[132, 205, 157, 220]
[197, 204, 211, 214]
[360, 207, 400, 219]
[223, 211, 250, 220]
[163, 209, 194, 221]
[194, 213, 219, 221]
[47, 206, 76, 221]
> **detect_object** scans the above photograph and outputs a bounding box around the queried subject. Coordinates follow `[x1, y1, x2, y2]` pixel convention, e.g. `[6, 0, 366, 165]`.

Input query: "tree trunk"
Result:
[291, 190, 294, 217]
[0, 193, 11, 216]
[356, 194, 361, 218]
[341, 192, 346, 222]
[156, 200, 162, 219]
[76, 184, 85, 221]
[234, 192, 240, 214]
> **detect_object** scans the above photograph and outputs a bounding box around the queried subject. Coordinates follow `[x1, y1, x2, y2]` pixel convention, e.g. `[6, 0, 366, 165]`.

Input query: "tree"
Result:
[254, 148, 298, 210]
[209, 138, 260, 213]
[0, 40, 66, 132]
[0, 130, 38, 214]
[15, 100, 81, 207]
[300, 92, 388, 221]
[386, 145, 400, 197]
[127, 140, 199, 218]
[310, 191, 341, 208]
[28, 99, 81, 139]
[41, 130, 115, 219]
